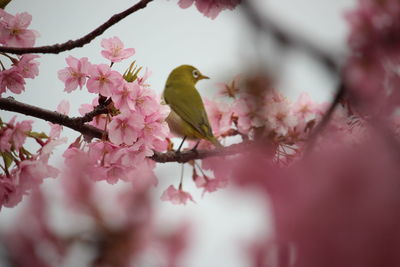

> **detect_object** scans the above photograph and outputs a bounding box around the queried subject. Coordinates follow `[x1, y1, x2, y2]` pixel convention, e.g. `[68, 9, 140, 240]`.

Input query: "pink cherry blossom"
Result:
[344, 0, 400, 114]
[178, 0, 241, 19]
[0, 176, 16, 210]
[161, 185, 195, 205]
[15, 54, 40, 79]
[86, 64, 123, 97]
[141, 105, 170, 151]
[193, 171, 228, 196]
[204, 98, 232, 136]
[0, 10, 38, 47]
[266, 101, 297, 136]
[107, 113, 144, 145]
[100, 36, 135, 63]
[79, 97, 108, 130]
[49, 100, 70, 138]
[1, 138, 62, 209]
[58, 56, 90, 93]
[292, 92, 319, 121]
[0, 67, 25, 95]
[137, 68, 152, 86]
[0, 127, 12, 152]
[232, 95, 265, 134]
[10, 119, 32, 150]
[111, 80, 138, 112]
[129, 83, 160, 116]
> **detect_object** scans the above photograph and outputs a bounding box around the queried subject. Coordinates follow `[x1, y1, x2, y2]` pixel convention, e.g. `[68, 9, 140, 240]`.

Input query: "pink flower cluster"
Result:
[178, 0, 241, 19]
[58, 37, 169, 186]
[0, 10, 40, 96]
[0, 117, 63, 209]
[0, 9, 39, 47]
[0, 54, 40, 96]
[205, 75, 326, 142]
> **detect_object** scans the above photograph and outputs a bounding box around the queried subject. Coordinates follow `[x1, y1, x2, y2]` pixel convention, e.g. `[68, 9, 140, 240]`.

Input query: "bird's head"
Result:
[169, 65, 209, 85]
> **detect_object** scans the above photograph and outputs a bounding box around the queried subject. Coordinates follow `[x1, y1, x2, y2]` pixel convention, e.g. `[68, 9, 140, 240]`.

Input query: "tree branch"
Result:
[0, 97, 104, 139]
[0, 97, 248, 163]
[151, 142, 250, 163]
[0, 0, 154, 55]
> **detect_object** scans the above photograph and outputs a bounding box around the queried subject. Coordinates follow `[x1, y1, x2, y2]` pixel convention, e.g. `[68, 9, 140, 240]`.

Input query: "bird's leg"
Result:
[176, 136, 187, 153]
[191, 140, 201, 152]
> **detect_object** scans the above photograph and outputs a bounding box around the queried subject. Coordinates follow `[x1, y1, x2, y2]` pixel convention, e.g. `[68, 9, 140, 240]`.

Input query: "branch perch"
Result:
[0, 97, 104, 139]
[0, 0, 154, 55]
[0, 97, 247, 163]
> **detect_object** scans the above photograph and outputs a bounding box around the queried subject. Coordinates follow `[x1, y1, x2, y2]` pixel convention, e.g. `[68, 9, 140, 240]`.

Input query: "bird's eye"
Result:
[192, 70, 199, 79]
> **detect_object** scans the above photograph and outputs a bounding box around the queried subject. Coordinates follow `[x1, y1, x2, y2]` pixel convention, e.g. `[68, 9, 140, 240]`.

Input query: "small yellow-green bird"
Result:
[163, 65, 222, 151]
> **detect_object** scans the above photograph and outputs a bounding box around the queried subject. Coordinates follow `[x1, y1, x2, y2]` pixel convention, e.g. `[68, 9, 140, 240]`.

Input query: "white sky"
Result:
[0, 0, 355, 266]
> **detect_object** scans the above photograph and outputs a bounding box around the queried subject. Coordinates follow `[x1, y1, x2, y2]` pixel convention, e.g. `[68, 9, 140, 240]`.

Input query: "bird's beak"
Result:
[199, 74, 210, 80]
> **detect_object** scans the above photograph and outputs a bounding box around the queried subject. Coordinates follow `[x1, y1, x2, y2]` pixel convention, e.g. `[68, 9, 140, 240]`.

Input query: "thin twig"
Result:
[0, 0, 154, 55]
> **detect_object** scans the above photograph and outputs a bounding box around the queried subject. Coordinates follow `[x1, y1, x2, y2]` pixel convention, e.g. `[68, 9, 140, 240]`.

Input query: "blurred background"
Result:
[0, 0, 355, 266]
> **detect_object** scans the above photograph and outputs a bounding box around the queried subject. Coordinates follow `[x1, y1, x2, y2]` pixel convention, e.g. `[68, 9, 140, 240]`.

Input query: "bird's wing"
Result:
[164, 83, 213, 139]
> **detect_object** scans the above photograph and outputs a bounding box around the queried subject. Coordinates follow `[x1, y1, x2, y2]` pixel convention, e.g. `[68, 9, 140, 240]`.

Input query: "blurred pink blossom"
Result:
[193, 171, 228, 196]
[161, 185, 195, 205]
[10, 118, 32, 150]
[178, 0, 241, 19]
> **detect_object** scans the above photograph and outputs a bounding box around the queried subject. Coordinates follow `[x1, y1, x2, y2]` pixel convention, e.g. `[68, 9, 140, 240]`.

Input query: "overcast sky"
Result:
[1, 1, 355, 266]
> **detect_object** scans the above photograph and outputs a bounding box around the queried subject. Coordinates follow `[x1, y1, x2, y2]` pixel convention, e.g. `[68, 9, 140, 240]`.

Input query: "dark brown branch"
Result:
[0, 97, 104, 139]
[0, 0, 154, 55]
[77, 101, 110, 124]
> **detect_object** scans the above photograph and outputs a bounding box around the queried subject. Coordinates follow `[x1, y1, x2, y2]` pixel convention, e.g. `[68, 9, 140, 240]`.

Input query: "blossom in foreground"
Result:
[178, 0, 241, 19]
[0, 67, 26, 95]
[141, 106, 170, 151]
[161, 185, 195, 205]
[58, 56, 91, 93]
[9, 118, 33, 150]
[0, 10, 38, 47]
[107, 113, 144, 146]
[15, 54, 40, 79]
[0, 137, 64, 210]
[101, 36, 135, 63]
[86, 64, 123, 96]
